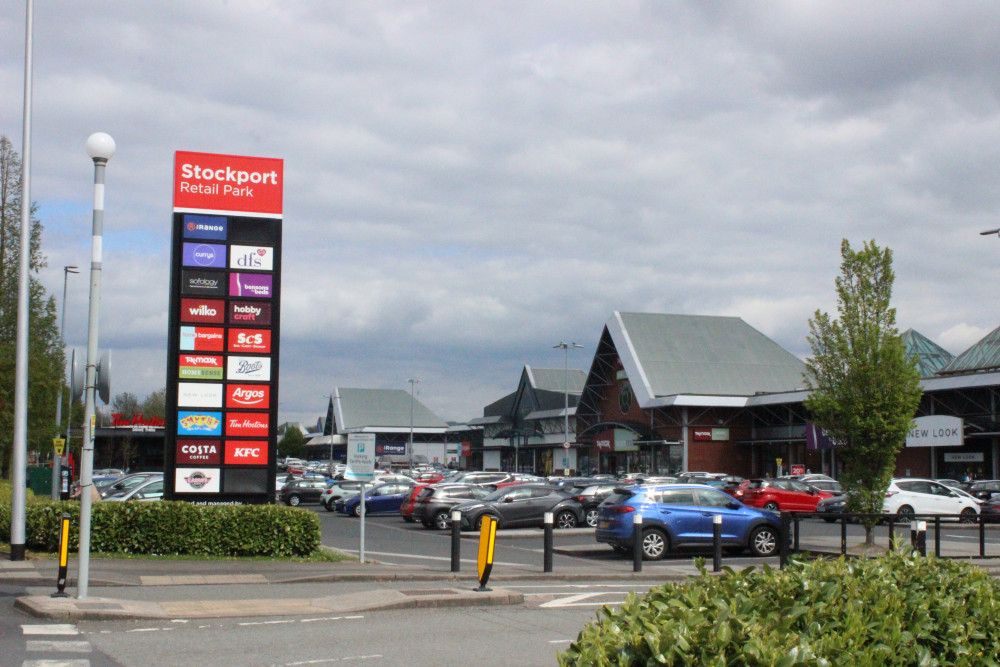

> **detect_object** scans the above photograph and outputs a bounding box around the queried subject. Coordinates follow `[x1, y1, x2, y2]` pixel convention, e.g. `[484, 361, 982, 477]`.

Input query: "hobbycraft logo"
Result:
[173, 151, 283, 216]
[226, 384, 269, 408]
[181, 298, 225, 324]
[228, 301, 271, 325]
[229, 245, 273, 271]
[226, 412, 270, 437]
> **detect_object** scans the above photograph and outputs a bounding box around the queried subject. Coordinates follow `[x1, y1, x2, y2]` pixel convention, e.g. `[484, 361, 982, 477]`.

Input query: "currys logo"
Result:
[226, 384, 270, 408]
[182, 242, 226, 268]
[182, 214, 227, 240]
[229, 245, 273, 271]
[229, 273, 272, 298]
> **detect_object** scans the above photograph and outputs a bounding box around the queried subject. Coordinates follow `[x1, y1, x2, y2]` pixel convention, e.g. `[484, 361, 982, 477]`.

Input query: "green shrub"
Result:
[560, 551, 1000, 666]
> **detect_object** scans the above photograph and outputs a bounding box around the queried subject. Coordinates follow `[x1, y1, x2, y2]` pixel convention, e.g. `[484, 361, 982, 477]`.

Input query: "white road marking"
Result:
[284, 655, 383, 665]
[540, 592, 626, 608]
[21, 624, 79, 636]
[26, 640, 92, 653]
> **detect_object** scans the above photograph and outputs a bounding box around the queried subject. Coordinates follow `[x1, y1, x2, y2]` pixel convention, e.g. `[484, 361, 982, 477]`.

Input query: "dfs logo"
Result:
[230, 245, 273, 271]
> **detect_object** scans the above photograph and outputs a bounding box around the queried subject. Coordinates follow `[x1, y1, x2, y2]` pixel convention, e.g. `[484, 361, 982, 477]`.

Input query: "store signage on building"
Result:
[693, 428, 730, 442]
[906, 415, 963, 448]
[376, 443, 406, 456]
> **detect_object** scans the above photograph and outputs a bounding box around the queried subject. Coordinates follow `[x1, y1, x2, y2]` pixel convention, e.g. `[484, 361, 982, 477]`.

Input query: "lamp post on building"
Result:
[554, 342, 584, 471]
[408, 379, 419, 470]
[52, 265, 79, 499]
[78, 131, 115, 599]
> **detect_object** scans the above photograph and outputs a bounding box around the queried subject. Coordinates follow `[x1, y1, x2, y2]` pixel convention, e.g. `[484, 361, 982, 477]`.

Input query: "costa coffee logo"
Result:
[225, 412, 269, 436]
[229, 301, 271, 325]
[225, 440, 268, 465]
[176, 439, 221, 464]
[227, 328, 271, 353]
[226, 384, 269, 408]
[181, 298, 225, 323]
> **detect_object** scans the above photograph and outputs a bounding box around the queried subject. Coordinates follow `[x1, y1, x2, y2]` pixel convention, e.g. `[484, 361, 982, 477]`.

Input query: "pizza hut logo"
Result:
[184, 471, 213, 489]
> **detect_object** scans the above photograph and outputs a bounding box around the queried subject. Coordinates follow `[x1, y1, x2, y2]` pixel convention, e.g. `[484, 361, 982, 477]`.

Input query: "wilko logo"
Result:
[226, 384, 270, 408]
[176, 439, 221, 465]
[180, 326, 224, 351]
[181, 270, 226, 297]
[225, 440, 268, 465]
[177, 382, 223, 408]
[182, 214, 227, 240]
[178, 411, 223, 437]
[225, 412, 269, 437]
[229, 273, 272, 298]
[182, 242, 227, 268]
[228, 328, 271, 353]
[227, 356, 271, 381]
[228, 301, 271, 325]
[181, 298, 225, 323]
[230, 245, 273, 271]
[173, 151, 283, 217]
[174, 467, 221, 493]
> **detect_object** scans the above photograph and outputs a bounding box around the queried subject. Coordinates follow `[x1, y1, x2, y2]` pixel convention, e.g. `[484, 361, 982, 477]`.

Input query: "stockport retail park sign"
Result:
[164, 151, 283, 503]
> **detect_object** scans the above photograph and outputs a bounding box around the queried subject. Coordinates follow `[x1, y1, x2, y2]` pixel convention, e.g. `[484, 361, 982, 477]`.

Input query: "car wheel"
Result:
[352, 503, 363, 517]
[585, 508, 600, 528]
[960, 507, 978, 523]
[764, 501, 779, 511]
[555, 510, 578, 529]
[475, 514, 498, 530]
[641, 528, 668, 560]
[749, 525, 779, 557]
[433, 511, 452, 531]
[896, 505, 915, 519]
[323, 500, 335, 512]
[287, 495, 300, 507]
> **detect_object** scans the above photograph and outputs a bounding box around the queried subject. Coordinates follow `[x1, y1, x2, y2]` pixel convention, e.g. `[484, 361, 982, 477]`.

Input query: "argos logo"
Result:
[181, 298, 225, 323]
[228, 328, 271, 353]
[226, 384, 269, 408]
[226, 440, 268, 465]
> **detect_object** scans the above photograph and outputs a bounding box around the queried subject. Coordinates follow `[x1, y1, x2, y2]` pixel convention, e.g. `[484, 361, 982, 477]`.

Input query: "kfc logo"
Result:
[225, 440, 268, 465]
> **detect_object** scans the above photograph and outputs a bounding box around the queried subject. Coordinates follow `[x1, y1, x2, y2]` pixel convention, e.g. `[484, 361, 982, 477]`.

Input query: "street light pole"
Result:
[77, 132, 115, 599]
[554, 342, 583, 472]
[407, 379, 419, 471]
[52, 265, 79, 499]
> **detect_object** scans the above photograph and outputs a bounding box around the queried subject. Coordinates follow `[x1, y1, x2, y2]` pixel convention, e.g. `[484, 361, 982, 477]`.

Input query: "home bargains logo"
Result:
[227, 356, 271, 381]
[179, 354, 223, 380]
[181, 298, 225, 324]
[226, 412, 269, 437]
[182, 242, 226, 268]
[176, 439, 221, 465]
[177, 411, 223, 437]
[180, 326, 224, 351]
[229, 245, 273, 271]
[182, 214, 227, 240]
[229, 273, 272, 298]
[181, 270, 226, 297]
[225, 440, 268, 465]
[226, 384, 269, 408]
[173, 151, 283, 217]
[229, 301, 271, 325]
[228, 329, 271, 353]
[174, 467, 220, 493]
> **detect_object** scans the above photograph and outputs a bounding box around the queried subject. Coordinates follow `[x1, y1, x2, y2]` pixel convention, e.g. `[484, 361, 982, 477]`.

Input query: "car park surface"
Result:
[319, 480, 366, 510]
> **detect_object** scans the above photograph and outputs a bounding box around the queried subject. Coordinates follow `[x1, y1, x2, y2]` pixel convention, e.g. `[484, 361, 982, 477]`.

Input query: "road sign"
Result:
[53, 438, 66, 456]
[562, 441, 570, 449]
[476, 515, 497, 592]
[346, 433, 376, 482]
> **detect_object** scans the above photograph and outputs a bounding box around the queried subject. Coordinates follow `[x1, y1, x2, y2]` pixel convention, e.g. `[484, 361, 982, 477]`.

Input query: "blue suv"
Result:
[595, 484, 782, 560]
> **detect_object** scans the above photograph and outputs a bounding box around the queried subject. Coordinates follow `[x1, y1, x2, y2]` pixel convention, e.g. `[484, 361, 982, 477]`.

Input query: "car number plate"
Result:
[598, 520, 609, 529]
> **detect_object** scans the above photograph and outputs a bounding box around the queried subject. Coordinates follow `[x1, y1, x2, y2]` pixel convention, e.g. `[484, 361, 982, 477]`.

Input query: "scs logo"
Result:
[227, 329, 271, 353]
[225, 441, 268, 464]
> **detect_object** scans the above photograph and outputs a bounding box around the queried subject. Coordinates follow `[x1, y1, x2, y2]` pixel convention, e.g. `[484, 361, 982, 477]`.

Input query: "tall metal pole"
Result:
[10, 0, 35, 563]
[553, 342, 583, 473]
[52, 266, 79, 499]
[407, 379, 419, 470]
[77, 132, 115, 599]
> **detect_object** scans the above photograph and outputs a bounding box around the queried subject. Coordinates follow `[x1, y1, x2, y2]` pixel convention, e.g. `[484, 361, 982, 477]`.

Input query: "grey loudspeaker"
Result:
[70, 349, 84, 403]
[97, 350, 111, 404]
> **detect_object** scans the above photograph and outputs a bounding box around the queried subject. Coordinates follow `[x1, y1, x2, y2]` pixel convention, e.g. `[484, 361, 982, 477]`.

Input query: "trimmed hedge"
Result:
[560, 551, 1000, 666]
[1, 484, 320, 557]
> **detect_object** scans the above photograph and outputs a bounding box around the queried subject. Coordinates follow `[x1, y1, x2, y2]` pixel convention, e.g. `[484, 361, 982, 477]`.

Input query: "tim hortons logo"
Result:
[229, 417, 267, 429]
[111, 413, 165, 428]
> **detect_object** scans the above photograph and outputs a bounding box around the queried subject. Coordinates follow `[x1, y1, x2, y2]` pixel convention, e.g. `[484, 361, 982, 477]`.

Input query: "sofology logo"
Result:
[181, 270, 226, 297]
[182, 242, 226, 268]
[182, 214, 227, 241]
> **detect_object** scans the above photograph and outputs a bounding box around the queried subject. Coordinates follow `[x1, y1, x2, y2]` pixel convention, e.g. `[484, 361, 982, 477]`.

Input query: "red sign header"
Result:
[173, 151, 283, 217]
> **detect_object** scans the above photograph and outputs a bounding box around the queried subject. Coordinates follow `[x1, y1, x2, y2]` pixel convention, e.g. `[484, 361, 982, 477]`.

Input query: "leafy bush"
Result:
[2, 488, 321, 557]
[560, 551, 1000, 666]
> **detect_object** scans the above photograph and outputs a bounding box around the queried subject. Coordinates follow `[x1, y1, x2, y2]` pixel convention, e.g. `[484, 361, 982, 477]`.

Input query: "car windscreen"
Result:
[603, 490, 637, 505]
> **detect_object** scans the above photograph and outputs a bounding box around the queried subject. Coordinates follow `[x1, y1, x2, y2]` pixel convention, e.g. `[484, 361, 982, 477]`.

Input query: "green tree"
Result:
[138, 387, 165, 420]
[0, 136, 64, 479]
[804, 239, 923, 546]
[279, 427, 307, 460]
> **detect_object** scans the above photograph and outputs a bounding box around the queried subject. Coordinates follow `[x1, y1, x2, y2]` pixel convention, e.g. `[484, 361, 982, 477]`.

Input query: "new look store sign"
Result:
[906, 415, 964, 448]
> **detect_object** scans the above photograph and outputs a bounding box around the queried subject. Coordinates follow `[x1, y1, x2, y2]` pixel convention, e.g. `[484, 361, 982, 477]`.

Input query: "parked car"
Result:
[568, 482, 624, 527]
[742, 478, 833, 512]
[399, 484, 432, 522]
[320, 480, 367, 511]
[815, 493, 850, 522]
[100, 472, 163, 499]
[103, 475, 164, 502]
[446, 471, 521, 487]
[279, 478, 332, 506]
[883, 478, 980, 520]
[452, 483, 584, 530]
[412, 484, 493, 529]
[595, 484, 782, 560]
[336, 482, 416, 517]
[964, 480, 1000, 501]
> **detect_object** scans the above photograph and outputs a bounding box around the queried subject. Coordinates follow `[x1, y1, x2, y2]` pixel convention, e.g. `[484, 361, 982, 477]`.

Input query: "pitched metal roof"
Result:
[526, 367, 587, 394]
[939, 325, 1000, 375]
[332, 387, 448, 432]
[901, 328, 955, 377]
[611, 312, 808, 405]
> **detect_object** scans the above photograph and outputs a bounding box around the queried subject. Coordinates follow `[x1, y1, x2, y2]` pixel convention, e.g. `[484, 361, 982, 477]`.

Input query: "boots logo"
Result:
[181, 298, 225, 323]
[227, 356, 271, 381]
[229, 245, 273, 271]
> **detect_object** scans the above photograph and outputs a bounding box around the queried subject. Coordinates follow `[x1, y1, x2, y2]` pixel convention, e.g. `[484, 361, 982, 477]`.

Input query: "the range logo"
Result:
[181, 270, 226, 297]
[227, 356, 271, 382]
[177, 411, 223, 437]
[180, 326, 224, 351]
[226, 412, 270, 437]
[226, 384, 269, 408]
[182, 242, 227, 268]
[229, 273, 272, 298]
[174, 467, 220, 493]
[181, 298, 225, 324]
[225, 440, 268, 465]
[227, 328, 271, 353]
[179, 354, 223, 380]
[177, 382, 223, 408]
[229, 245, 274, 271]
[176, 439, 221, 465]
[182, 214, 227, 240]
[228, 301, 271, 325]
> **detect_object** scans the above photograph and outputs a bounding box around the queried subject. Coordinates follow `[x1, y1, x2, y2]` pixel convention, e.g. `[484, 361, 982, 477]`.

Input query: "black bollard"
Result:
[632, 514, 643, 573]
[543, 512, 554, 573]
[712, 515, 722, 573]
[450, 509, 462, 573]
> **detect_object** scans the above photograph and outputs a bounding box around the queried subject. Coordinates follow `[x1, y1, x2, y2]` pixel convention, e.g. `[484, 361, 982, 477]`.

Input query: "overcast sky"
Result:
[4, 1, 1000, 428]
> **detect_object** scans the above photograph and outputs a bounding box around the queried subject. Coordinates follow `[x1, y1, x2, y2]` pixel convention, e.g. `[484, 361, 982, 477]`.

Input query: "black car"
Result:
[815, 493, 848, 522]
[965, 480, 1000, 501]
[453, 483, 584, 530]
[279, 478, 331, 506]
[412, 484, 493, 530]
[568, 482, 623, 527]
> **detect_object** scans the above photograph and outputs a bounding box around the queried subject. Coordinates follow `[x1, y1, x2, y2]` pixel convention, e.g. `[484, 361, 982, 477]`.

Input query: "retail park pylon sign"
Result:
[164, 151, 283, 503]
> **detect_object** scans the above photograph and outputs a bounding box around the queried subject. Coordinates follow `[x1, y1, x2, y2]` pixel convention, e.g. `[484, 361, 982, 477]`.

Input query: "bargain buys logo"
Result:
[226, 384, 269, 408]
[228, 301, 271, 325]
[225, 440, 268, 465]
[181, 270, 226, 297]
[181, 298, 225, 324]
[177, 382, 223, 408]
[180, 326, 224, 351]
[174, 467, 220, 493]
[226, 412, 270, 437]
[182, 214, 227, 240]
[227, 356, 271, 381]
[229, 273, 272, 298]
[179, 354, 223, 380]
[182, 242, 227, 268]
[177, 411, 223, 437]
[229, 245, 274, 271]
[176, 439, 221, 465]
[227, 328, 271, 353]
[174, 151, 283, 217]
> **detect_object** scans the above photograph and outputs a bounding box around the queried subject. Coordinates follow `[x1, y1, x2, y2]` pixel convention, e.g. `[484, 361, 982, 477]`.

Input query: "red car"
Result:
[399, 484, 432, 522]
[742, 478, 832, 512]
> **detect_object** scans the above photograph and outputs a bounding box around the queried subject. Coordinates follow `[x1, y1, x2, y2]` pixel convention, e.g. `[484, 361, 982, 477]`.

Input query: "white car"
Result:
[103, 476, 164, 502]
[883, 478, 980, 520]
